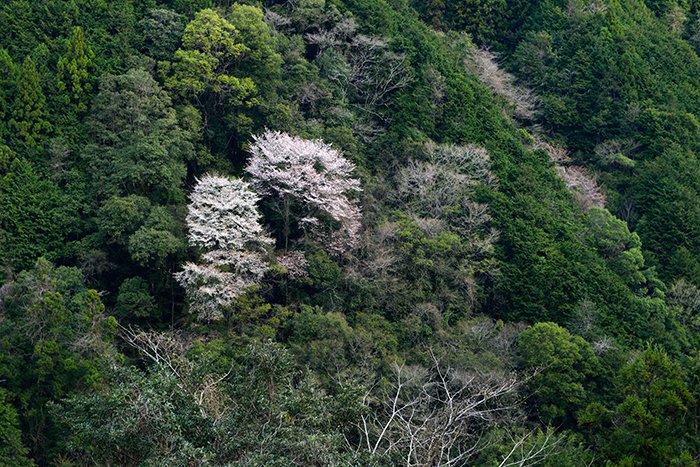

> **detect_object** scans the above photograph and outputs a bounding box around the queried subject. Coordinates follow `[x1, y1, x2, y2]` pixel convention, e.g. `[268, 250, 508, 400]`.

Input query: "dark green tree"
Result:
[0, 389, 33, 467]
[584, 208, 647, 290]
[0, 158, 63, 272]
[82, 68, 192, 204]
[53, 340, 359, 465]
[0, 49, 17, 139]
[126, 206, 185, 269]
[9, 56, 50, 147]
[580, 347, 695, 466]
[95, 195, 152, 246]
[0, 258, 117, 463]
[138, 8, 185, 61]
[57, 26, 95, 114]
[519, 322, 598, 424]
[115, 277, 158, 319]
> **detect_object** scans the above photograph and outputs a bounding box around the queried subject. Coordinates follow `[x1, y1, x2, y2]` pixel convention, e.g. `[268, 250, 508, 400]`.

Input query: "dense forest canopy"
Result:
[0, 0, 699, 465]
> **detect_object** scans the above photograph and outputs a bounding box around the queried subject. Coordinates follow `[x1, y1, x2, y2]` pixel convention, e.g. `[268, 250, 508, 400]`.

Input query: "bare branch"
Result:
[357, 352, 524, 465]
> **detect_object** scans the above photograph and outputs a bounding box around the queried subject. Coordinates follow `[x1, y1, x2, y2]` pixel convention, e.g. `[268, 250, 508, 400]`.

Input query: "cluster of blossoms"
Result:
[246, 130, 362, 255]
[175, 175, 273, 321]
[177, 132, 363, 319]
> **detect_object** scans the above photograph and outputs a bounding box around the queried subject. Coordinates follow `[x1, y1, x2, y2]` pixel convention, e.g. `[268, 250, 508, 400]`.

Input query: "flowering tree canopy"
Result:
[175, 174, 272, 321]
[185, 174, 272, 251]
[246, 130, 362, 254]
[175, 250, 269, 321]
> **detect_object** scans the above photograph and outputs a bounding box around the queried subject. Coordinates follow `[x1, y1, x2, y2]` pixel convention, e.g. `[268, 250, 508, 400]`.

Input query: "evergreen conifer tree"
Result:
[9, 56, 51, 147]
[57, 26, 95, 113]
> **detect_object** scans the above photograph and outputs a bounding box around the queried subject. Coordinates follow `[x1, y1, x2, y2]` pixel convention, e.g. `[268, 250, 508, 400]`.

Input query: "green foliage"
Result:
[162, 8, 255, 104]
[584, 207, 648, 289]
[476, 427, 595, 466]
[0, 49, 17, 139]
[519, 322, 598, 424]
[128, 227, 183, 268]
[227, 3, 282, 92]
[83, 68, 192, 204]
[0, 158, 64, 271]
[580, 347, 695, 465]
[634, 147, 700, 284]
[9, 56, 50, 148]
[96, 195, 152, 245]
[286, 306, 396, 377]
[0, 258, 116, 462]
[0, 0, 699, 463]
[115, 277, 157, 319]
[0, 389, 33, 467]
[393, 217, 475, 318]
[488, 151, 667, 342]
[53, 341, 361, 465]
[53, 364, 214, 465]
[138, 8, 185, 61]
[127, 207, 185, 268]
[57, 27, 95, 114]
[0, 144, 12, 172]
[501, 0, 700, 302]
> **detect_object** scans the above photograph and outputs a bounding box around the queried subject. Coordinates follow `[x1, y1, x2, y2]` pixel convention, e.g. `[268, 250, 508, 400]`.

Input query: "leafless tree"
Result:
[568, 299, 599, 338]
[317, 30, 410, 118]
[532, 135, 607, 210]
[616, 198, 637, 224]
[594, 138, 640, 169]
[425, 66, 446, 120]
[394, 143, 496, 219]
[346, 221, 400, 281]
[565, 0, 608, 17]
[691, 18, 700, 46]
[668, 278, 700, 331]
[532, 136, 572, 164]
[592, 337, 615, 355]
[296, 81, 330, 113]
[392, 142, 499, 270]
[120, 325, 233, 422]
[434, 317, 527, 372]
[666, 4, 688, 34]
[305, 29, 343, 50]
[347, 35, 411, 110]
[468, 48, 538, 120]
[497, 428, 565, 467]
[355, 352, 524, 466]
[263, 9, 291, 31]
[306, 17, 359, 51]
[352, 114, 386, 143]
[555, 165, 607, 210]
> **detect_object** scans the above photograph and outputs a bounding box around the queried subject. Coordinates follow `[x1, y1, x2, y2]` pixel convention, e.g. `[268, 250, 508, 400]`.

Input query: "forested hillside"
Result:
[0, 0, 699, 465]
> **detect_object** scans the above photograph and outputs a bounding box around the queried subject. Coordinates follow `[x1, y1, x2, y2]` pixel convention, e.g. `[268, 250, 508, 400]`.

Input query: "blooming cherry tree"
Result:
[246, 130, 362, 254]
[185, 174, 272, 251]
[175, 174, 273, 321]
[276, 250, 309, 280]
